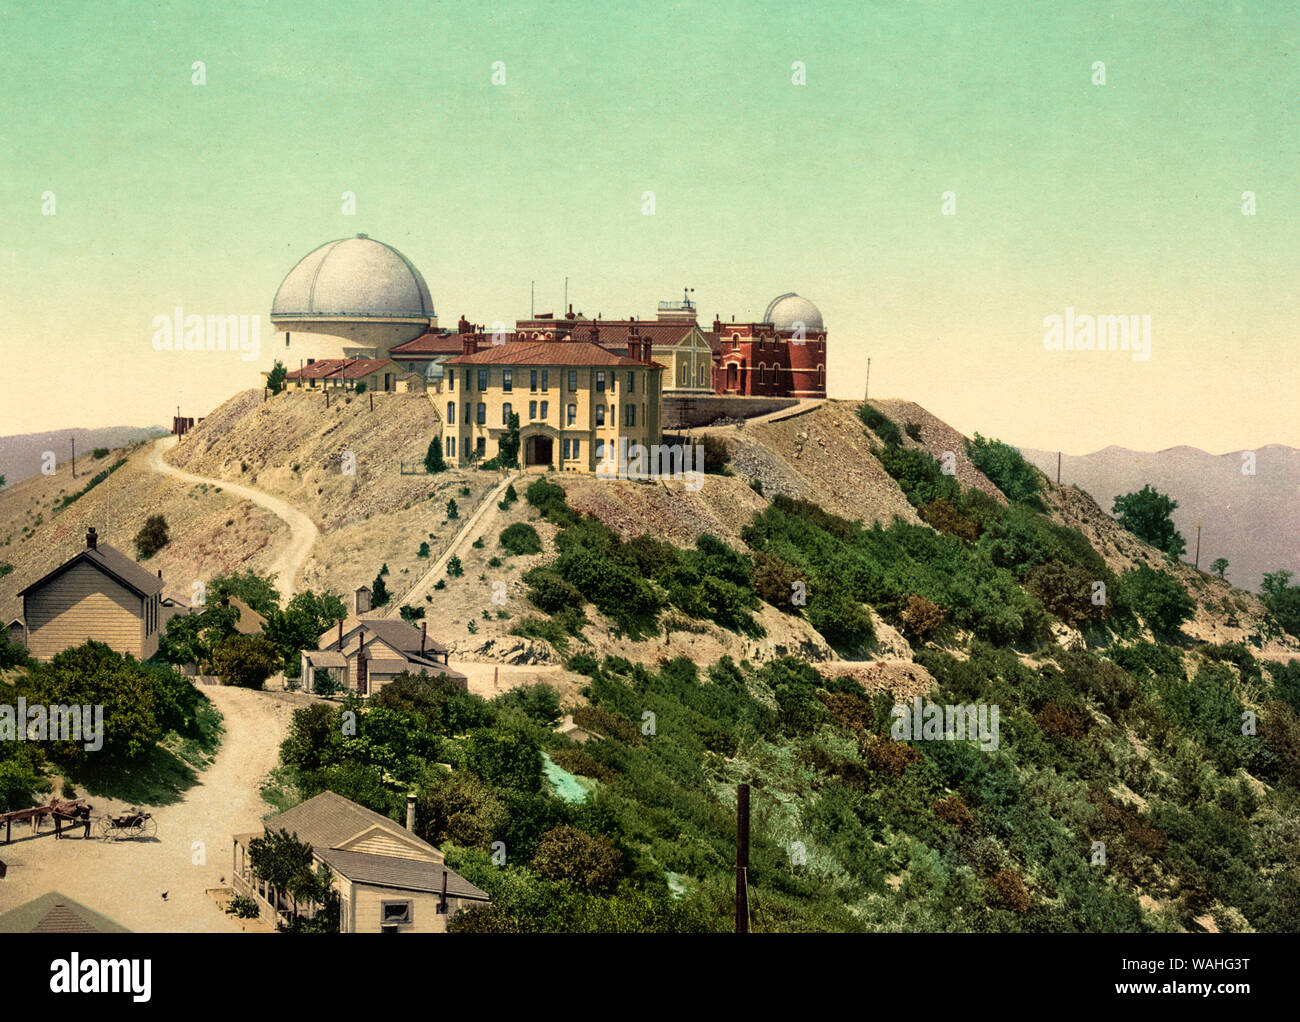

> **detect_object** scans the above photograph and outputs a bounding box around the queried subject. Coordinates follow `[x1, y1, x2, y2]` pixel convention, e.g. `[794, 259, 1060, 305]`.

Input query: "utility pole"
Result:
[70, 437, 76, 480]
[530, 281, 535, 318]
[1194, 521, 1203, 570]
[1057, 451, 1061, 486]
[864, 358, 871, 401]
[735, 782, 750, 933]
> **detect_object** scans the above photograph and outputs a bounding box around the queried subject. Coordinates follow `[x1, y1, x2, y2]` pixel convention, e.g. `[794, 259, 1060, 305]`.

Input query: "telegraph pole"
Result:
[735, 783, 750, 933]
[1194, 522, 1203, 570]
[1057, 451, 1061, 485]
[864, 358, 871, 401]
[70, 437, 76, 480]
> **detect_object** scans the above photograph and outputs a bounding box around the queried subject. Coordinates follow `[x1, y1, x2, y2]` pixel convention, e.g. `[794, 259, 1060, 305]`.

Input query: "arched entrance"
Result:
[524, 434, 554, 468]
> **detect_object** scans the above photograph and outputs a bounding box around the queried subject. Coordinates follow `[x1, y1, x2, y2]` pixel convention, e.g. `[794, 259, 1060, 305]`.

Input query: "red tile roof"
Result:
[285, 358, 396, 381]
[390, 332, 482, 356]
[447, 340, 663, 369]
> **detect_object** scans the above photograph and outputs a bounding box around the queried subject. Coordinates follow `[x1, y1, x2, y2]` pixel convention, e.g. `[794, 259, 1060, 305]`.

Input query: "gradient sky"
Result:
[1, 0, 1295, 453]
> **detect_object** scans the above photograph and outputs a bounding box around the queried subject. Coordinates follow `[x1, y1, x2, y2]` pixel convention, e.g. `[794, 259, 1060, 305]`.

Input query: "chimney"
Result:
[337, 619, 343, 651]
[462, 333, 476, 356]
[85, 527, 97, 550]
[642, 337, 653, 364]
[406, 793, 416, 833]
[157, 570, 162, 579]
[421, 621, 427, 657]
[626, 324, 639, 362]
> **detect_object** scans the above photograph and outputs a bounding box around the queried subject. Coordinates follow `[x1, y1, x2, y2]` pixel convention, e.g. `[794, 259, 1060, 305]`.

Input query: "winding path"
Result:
[147, 436, 319, 596]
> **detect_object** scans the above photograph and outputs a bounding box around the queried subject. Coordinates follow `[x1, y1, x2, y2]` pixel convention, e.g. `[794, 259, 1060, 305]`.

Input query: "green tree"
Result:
[133, 514, 170, 559]
[424, 436, 447, 474]
[446, 498, 459, 520]
[446, 555, 464, 578]
[465, 727, 542, 792]
[264, 590, 347, 676]
[370, 571, 390, 608]
[1112, 485, 1186, 558]
[158, 603, 238, 670]
[267, 360, 287, 395]
[497, 412, 521, 469]
[1210, 558, 1230, 580]
[209, 570, 281, 617]
[21, 641, 160, 765]
[354, 380, 367, 395]
[210, 634, 281, 689]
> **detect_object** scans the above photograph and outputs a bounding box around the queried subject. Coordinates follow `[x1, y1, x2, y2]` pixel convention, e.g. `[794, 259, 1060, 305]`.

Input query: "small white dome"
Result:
[763, 293, 823, 332]
[272, 235, 434, 320]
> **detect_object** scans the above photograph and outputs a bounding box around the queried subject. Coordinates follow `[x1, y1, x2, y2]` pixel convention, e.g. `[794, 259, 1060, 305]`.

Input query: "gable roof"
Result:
[318, 616, 447, 656]
[284, 357, 397, 381]
[0, 891, 131, 933]
[18, 543, 163, 601]
[261, 791, 489, 900]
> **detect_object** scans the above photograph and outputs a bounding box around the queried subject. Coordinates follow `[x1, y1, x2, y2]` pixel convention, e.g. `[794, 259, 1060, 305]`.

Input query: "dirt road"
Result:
[0, 685, 304, 932]
[147, 436, 319, 596]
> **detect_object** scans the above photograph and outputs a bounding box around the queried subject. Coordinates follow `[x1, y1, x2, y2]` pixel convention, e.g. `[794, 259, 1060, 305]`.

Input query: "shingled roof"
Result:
[18, 541, 163, 601]
[259, 791, 489, 900]
[0, 892, 131, 933]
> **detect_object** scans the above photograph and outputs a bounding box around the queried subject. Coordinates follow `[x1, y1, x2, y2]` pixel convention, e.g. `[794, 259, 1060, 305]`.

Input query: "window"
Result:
[448, 372, 454, 391]
[530, 369, 538, 392]
[464, 403, 470, 424]
[476, 403, 486, 425]
[463, 437, 470, 458]
[464, 369, 471, 390]
[478, 369, 488, 391]
[540, 400, 548, 419]
[679, 363, 688, 385]
[595, 405, 605, 426]
[476, 437, 486, 457]
[502, 369, 512, 392]
[596, 371, 605, 392]
[563, 438, 571, 459]
[625, 404, 636, 427]
[627, 371, 635, 393]
[445, 436, 453, 456]
[502, 402, 512, 425]
[447, 402, 455, 424]
[381, 901, 412, 926]
[596, 440, 607, 462]
[529, 400, 537, 419]
[541, 370, 549, 391]
[568, 370, 578, 391]
[566, 403, 576, 425]
[572, 439, 580, 459]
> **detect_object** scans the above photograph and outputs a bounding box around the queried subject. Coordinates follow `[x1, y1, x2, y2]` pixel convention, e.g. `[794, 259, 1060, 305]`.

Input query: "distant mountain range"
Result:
[0, 426, 168, 487]
[1019, 443, 1300, 593]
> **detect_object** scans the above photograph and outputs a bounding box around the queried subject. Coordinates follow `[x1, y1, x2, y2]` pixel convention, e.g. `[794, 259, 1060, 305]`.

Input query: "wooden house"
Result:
[304, 616, 466, 696]
[17, 528, 164, 662]
[232, 790, 490, 932]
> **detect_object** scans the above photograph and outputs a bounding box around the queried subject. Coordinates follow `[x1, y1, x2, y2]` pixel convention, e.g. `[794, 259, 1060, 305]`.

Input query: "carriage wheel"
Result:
[96, 817, 117, 841]
[138, 816, 157, 840]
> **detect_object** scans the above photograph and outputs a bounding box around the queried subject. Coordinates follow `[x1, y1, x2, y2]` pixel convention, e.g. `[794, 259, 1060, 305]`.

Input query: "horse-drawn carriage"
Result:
[96, 807, 156, 841]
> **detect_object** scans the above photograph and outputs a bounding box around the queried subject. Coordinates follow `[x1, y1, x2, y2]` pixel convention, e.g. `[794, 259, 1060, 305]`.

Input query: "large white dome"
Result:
[272, 235, 434, 320]
[763, 292, 823, 333]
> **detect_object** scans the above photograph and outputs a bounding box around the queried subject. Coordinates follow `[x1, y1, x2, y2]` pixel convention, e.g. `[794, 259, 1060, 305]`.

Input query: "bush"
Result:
[701, 435, 730, 474]
[1024, 559, 1096, 628]
[530, 825, 622, 891]
[500, 523, 542, 556]
[807, 589, 874, 650]
[446, 498, 459, 520]
[751, 553, 804, 613]
[859, 404, 903, 446]
[1114, 565, 1195, 635]
[899, 594, 946, 641]
[965, 434, 1044, 508]
[446, 556, 464, 578]
[211, 634, 281, 689]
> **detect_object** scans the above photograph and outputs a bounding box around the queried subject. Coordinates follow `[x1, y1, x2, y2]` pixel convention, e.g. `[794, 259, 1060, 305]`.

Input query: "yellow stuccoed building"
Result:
[439, 334, 665, 473]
